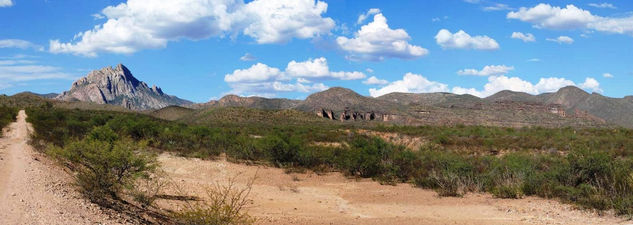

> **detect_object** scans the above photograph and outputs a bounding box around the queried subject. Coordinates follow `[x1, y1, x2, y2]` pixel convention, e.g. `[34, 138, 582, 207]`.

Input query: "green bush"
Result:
[0, 106, 18, 135]
[55, 126, 156, 203]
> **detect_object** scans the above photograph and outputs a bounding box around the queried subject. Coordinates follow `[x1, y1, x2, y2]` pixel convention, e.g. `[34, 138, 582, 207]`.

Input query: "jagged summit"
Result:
[56, 64, 191, 110]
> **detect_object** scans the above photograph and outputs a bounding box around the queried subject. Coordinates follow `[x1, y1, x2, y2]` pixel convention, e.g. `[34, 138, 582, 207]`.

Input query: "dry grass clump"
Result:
[172, 174, 256, 225]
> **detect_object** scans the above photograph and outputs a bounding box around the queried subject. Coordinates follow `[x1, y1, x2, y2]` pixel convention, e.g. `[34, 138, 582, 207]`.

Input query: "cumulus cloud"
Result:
[435, 29, 499, 50]
[363, 76, 388, 85]
[507, 3, 633, 35]
[0, 0, 12, 7]
[0, 59, 75, 89]
[588, 3, 616, 9]
[369, 73, 449, 97]
[224, 57, 365, 96]
[511, 32, 535, 42]
[336, 12, 428, 61]
[458, 65, 514, 76]
[580, 77, 602, 92]
[239, 53, 256, 61]
[285, 57, 366, 80]
[224, 63, 285, 83]
[357, 8, 380, 24]
[0, 39, 43, 51]
[603, 73, 614, 78]
[452, 75, 599, 97]
[226, 81, 328, 97]
[50, 0, 335, 56]
[546, 36, 574, 44]
[534, 77, 576, 93]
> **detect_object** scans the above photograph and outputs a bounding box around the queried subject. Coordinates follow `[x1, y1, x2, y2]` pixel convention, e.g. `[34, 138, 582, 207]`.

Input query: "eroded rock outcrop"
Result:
[56, 64, 191, 110]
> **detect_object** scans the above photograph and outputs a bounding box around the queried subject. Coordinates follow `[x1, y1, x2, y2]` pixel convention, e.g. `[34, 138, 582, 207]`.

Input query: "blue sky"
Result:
[0, 0, 632, 103]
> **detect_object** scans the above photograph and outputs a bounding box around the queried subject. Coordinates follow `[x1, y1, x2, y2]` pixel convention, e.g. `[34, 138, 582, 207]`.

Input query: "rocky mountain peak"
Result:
[56, 64, 191, 110]
[545, 86, 590, 108]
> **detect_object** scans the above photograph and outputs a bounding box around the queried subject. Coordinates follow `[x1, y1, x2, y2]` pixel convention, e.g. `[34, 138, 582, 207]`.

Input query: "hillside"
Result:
[149, 105, 195, 121]
[56, 64, 191, 110]
[193, 95, 301, 110]
[295, 87, 404, 114]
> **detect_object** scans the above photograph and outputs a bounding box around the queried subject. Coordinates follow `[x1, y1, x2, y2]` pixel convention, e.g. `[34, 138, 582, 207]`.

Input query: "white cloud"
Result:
[527, 58, 541, 62]
[226, 81, 328, 96]
[336, 13, 428, 61]
[241, 0, 335, 44]
[435, 29, 499, 50]
[431, 16, 449, 22]
[458, 65, 514, 76]
[580, 77, 602, 92]
[224, 63, 284, 83]
[91, 13, 105, 20]
[0, 39, 43, 51]
[286, 57, 329, 78]
[240, 53, 256, 61]
[363, 76, 388, 85]
[0, 59, 75, 90]
[546, 36, 574, 44]
[453, 75, 599, 97]
[588, 3, 616, 9]
[285, 57, 366, 80]
[507, 3, 633, 35]
[603, 73, 614, 78]
[511, 32, 535, 42]
[369, 73, 449, 97]
[483, 3, 513, 11]
[0, 0, 12, 7]
[534, 77, 576, 93]
[225, 57, 364, 96]
[365, 68, 374, 73]
[357, 8, 380, 24]
[50, 0, 335, 56]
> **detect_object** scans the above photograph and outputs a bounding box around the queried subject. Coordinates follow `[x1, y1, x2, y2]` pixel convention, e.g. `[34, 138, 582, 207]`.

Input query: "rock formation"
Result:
[56, 64, 191, 110]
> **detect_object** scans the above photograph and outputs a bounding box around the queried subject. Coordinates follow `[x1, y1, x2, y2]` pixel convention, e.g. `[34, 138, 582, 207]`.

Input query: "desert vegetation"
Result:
[23, 105, 633, 218]
[0, 106, 18, 135]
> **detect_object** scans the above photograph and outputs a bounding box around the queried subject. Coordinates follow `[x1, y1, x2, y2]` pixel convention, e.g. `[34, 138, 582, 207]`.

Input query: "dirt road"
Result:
[0, 110, 126, 225]
[158, 154, 629, 225]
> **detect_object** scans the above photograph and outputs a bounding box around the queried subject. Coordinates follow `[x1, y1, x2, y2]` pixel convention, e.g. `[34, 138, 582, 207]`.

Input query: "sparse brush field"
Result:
[23, 105, 633, 220]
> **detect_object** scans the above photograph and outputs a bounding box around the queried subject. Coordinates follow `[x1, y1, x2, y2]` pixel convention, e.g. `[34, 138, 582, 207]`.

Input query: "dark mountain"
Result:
[379, 92, 482, 108]
[295, 87, 403, 113]
[194, 95, 301, 110]
[56, 64, 192, 110]
[17, 92, 59, 99]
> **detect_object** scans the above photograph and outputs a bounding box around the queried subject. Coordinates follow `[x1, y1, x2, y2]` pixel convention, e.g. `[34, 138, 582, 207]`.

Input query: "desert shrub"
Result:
[415, 150, 482, 197]
[130, 170, 168, 207]
[338, 136, 402, 178]
[57, 126, 157, 203]
[173, 175, 255, 225]
[0, 106, 18, 135]
[486, 153, 534, 199]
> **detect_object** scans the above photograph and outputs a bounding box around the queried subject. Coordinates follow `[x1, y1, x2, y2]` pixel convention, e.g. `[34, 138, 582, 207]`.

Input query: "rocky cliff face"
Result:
[56, 64, 191, 110]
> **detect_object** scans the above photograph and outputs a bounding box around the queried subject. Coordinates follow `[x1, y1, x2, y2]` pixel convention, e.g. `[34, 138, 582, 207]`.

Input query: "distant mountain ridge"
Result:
[192, 95, 301, 110]
[189, 86, 632, 128]
[56, 64, 191, 110]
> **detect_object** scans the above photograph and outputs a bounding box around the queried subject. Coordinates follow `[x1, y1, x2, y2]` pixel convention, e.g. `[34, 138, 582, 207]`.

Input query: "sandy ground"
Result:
[0, 110, 128, 225]
[156, 154, 631, 225]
